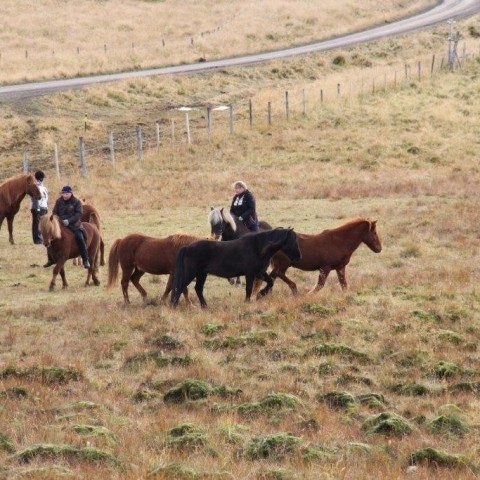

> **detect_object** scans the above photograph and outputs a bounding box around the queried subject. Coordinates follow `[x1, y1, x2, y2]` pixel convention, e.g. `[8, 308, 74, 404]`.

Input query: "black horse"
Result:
[171, 228, 301, 308]
[208, 207, 272, 240]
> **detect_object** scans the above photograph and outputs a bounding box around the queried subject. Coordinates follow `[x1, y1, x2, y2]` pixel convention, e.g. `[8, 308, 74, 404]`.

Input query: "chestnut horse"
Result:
[40, 214, 102, 291]
[107, 233, 204, 304]
[72, 202, 105, 267]
[0, 173, 41, 244]
[262, 218, 382, 296]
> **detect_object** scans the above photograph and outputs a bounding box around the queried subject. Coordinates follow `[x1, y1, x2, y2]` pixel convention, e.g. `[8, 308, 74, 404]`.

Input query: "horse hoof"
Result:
[94, 280, 100, 286]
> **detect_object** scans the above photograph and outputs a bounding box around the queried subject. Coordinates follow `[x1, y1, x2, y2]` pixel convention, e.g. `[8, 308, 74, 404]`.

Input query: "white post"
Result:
[54, 143, 60, 180]
[229, 105, 234, 134]
[136, 124, 143, 162]
[185, 112, 191, 144]
[109, 132, 115, 165]
[79, 137, 87, 178]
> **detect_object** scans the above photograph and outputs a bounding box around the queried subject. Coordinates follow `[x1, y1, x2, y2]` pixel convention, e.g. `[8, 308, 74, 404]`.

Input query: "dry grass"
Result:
[0, 0, 436, 83]
[1, 4, 480, 479]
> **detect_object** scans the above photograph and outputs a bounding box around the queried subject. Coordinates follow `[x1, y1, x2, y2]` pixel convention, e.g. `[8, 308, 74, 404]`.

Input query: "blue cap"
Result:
[61, 185, 73, 193]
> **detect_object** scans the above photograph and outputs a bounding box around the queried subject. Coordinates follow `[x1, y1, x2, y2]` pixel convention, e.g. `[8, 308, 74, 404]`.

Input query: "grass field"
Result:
[2, 2, 480, 478]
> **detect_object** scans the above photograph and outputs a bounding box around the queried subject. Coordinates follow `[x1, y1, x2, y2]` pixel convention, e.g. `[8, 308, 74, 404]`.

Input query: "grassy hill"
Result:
[1, 4, 480, 479]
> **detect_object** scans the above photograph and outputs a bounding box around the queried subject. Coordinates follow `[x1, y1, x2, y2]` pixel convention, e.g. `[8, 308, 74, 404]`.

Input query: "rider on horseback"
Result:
[230, 181, 258, 232]
[50, 185, 90, 269]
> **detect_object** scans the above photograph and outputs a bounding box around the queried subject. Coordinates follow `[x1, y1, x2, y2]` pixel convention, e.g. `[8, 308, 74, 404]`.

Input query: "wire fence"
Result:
[7, 41, 480, 180]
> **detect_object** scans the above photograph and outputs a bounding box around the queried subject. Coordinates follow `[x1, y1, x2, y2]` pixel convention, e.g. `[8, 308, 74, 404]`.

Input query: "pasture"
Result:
[1, 5, 480, 477]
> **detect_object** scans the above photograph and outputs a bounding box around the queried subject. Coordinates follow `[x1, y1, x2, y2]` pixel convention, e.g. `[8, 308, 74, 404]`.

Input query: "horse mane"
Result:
[170, 233, 203, 249]
[40, 214, 62, 241]
[334, 218, 372, 231]
[208, 208, 223, 227]
[220, 209, 236, 232]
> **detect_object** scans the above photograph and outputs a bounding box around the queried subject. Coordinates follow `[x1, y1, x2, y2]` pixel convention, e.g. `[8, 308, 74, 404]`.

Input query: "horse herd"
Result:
[1, 173, 383, 308]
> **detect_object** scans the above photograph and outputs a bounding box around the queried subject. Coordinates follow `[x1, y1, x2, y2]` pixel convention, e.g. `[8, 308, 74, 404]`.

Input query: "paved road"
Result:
[1, 0, 479, 102]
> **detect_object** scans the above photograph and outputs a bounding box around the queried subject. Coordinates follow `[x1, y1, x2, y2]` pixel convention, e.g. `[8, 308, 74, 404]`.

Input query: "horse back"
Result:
[81, 204, 101, 229]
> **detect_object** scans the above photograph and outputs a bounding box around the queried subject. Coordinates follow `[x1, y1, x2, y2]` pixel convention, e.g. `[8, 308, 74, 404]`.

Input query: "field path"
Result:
[1, 0, 479, 101]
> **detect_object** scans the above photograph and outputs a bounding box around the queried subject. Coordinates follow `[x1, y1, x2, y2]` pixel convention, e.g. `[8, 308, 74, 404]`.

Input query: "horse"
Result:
[72, 202, 105, 267]
[0, 173, 41, 244]
[171, 228, 301, 308]
[208, 207, 272, 285]
[208, 207, 272, 240]
[107, 233, 204, 304]
[262, 218, 382, 296]
[39, 214, 102, 291]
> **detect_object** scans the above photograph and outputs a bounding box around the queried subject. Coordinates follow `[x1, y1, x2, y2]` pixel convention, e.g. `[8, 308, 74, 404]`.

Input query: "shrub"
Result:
[245, 433, 302, 460]
[434, 361, 461, 378]
[409, 447, 468, 468]
[320, 391, 356, 409]
[428, 415, 469, 436]
[363, 412, 413, 436]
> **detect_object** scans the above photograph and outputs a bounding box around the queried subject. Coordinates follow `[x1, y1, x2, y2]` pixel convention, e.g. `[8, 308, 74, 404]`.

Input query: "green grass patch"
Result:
[244, 433, 302, 460]
[363, 412, 413, 436]
[0, 366, 83, 384]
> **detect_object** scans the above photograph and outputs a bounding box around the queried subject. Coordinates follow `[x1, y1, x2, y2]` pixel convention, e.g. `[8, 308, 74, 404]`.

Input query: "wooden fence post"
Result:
[337, 83, 341, 97]
[136, 125, 143, 161]
[206, 106, 212, 136]
[79, 137, 87, 178]
[54, 143, 60, 180]
[418, 61, 421, 80]
[267, 102, 272, 126]
[185, 113, 191, 144]
[285, 91, 289, 120]
[248, 99, 253, 128]
[430, 54, 436, 76]
[109, 132, 115, 165]
[320, 89, 324, 104]
[229, 105, 234, 134]
[302, 89, 306, 117]
[156, 121, 161, 150]
[23, 151, 29, 172]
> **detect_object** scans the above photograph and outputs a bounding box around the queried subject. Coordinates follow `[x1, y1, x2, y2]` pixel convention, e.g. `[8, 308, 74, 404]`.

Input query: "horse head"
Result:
[40, 214, 62, 247]
[26, 174, 41, 199]
[364, 220, 382, 253]
[281, 228, 302, 262]
[208, 207, 237, 240]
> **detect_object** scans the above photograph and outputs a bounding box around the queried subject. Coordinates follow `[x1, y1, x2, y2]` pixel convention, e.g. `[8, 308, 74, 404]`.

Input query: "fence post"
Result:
[418, 61, 421, 80]
[248, 99, 253, 128]
[285, 91, 289, 120]
[431, 54, 436, 75]
[54, 143, 60, 180]
[79, 137, 87, 178]
[156, 121, 161, 150]
[337, 83, 341, 97]
[267, 102, 272, 126]
[109, 132, 115, 165]
[136, 124, 143, 161]
[302, 89, 306, 117]
[372, 79, 375, 94]
[185, 112, 191, 144]
[229, 105, 234, 134]
[206, 106, 212, 136]
[404, 63, 408, 80]
[320, 89, 323, 104]
[23, 151, 29, 172]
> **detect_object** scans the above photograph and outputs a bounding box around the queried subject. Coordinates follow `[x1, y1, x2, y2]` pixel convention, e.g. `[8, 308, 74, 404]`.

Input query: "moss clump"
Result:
[132, 388, 158, 402]
[203, 330, 277, 350]
[163, 379, 213, 403]
[409, 447, 468, 468]
[245, 433, 302, 460]
[301, 303, 337, 316]
[165, 423, 209, 452]
[448, 381, 480, 394]
[0, 366, 82, 384]
[123, 352, 191, 370]
[0, 432, 15, 453]
[71, 424, 117, 444]
[428, 415, 469, 436]
[145, 333, 182, 350]
[0, 386, 28, 399]
[434, 361, 461, 378]
[238, 393, 302, 416]
[14, 444, 120, 467]
[309, 343, 369, 363]
[437, 329, 463, 345]
[147, 462, 198, 479]
[320, 391, 356, 409]
[363, 412, 413, 436]
[356, 393, 386, 408]
[390, 383, 429, 396]
[201, 323, 225, 337]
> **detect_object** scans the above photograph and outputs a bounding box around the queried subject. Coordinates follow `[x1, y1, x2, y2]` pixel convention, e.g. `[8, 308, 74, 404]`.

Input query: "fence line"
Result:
[5, 46, 478, 179]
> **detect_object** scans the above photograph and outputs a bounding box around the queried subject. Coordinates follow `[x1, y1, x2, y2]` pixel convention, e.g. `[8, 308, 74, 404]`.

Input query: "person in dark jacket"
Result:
[46, 185, 90, 269]
[230, 180, 258, 232]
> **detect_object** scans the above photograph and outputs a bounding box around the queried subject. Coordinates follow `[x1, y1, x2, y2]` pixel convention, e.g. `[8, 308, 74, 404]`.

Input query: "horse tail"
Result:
[171, 246, 187, 305]
[107, 239, 122, 288]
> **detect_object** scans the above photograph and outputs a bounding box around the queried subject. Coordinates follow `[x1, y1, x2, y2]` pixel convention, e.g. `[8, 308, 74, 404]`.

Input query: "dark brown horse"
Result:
[72, 202, 105, 266]
[107, 233, 204, 304]
[40, 214, 102, 291]
[0, 173, 41, 244]
[263, 218, 382, 296]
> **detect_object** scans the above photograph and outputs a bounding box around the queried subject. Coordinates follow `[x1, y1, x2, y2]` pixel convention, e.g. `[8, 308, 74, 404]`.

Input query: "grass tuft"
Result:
[363, 412, 413, 436]
[244, 433, 302, 460]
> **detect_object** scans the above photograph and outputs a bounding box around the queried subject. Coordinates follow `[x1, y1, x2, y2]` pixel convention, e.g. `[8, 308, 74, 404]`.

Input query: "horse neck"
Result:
[2, 176, 27, 206]
[336, 220, 370, 252]
[222, 221, 239, 240]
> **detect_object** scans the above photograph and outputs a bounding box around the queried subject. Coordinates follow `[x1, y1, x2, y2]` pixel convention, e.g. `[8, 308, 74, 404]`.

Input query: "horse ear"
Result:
[210, 206, 214, 210]
[371, 220, 377, 230]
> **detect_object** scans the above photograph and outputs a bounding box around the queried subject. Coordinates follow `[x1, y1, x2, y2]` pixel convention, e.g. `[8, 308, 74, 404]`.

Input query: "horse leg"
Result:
[194, 272, 208, 308]
[308, 268, 331, 294]
[130, 269, 147, 302]
[100, 238, 105, 266]
[120, 267, 135, 304]
[336, 267, 348, 290]
[163, 274, 190, 305]
[6, 215, 14, 244]
[252, 276, 264, 298]
[257, 272, 273, 298]
[60, 267, 68, 289]
[245, 275, 255, 302]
